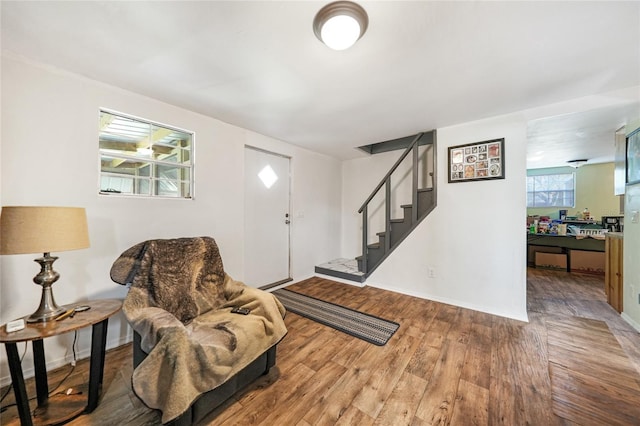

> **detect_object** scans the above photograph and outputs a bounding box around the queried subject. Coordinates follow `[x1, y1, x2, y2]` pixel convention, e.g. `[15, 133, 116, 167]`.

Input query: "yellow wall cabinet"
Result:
[605, 233, 624, 313]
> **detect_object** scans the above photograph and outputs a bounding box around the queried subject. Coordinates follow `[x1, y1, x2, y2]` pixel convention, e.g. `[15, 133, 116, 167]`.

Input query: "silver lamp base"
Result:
[27, 253, 66, 323]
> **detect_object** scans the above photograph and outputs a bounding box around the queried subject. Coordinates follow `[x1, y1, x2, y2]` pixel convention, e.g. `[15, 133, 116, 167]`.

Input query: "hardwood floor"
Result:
[2, 268, 639, 425]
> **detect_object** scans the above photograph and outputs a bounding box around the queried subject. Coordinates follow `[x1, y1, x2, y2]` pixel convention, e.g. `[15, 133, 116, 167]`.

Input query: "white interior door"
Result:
[244, 146, 291, 287]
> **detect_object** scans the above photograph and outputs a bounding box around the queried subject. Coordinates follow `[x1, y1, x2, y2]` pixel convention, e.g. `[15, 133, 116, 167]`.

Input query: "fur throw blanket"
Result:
[110, 237, 287, 423]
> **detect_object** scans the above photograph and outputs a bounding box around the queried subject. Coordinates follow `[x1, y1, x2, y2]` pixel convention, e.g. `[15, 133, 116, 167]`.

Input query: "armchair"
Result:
[110, 237, 287, 425]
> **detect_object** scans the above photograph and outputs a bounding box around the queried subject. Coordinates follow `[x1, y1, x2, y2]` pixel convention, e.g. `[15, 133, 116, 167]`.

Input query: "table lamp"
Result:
[0, 206, 90, 323]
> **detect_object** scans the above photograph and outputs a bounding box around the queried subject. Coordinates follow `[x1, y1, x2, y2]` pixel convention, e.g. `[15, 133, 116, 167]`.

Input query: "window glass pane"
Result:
[526, 173, 575, 208]
[526, 178, 535, 192]
[156, 178, 179, 197]
[137, 178, 151, 196]
[138, 164, 151, 177]
[100, 155, 142, 178]
[100, 175, 133, 194]
[99, 110, 193, 198]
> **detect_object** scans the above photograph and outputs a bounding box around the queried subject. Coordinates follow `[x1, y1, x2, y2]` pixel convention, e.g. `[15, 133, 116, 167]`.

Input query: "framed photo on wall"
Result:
[626, 129, 640, 185]
[448, 138, 505, 183]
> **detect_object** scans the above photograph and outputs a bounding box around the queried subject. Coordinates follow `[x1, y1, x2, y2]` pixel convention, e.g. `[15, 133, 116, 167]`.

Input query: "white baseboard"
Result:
[267, 272, 365, 289]
[366, 279, 529, 323]
[263, 274, 314, 292]
[313, 272, 366, 287]
[621, 312, 640, 332]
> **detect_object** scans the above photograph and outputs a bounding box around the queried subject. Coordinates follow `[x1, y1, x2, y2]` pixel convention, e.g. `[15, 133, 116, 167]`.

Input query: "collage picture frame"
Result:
[448, 138, 505, 183]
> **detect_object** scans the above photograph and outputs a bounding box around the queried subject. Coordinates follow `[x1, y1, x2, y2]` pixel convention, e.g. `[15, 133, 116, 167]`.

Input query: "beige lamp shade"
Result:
[0, 206, 90, 255]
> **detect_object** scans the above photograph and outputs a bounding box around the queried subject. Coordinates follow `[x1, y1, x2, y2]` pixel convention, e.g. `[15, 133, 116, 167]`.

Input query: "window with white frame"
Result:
[99, 110, 193, 199]
[527, 173, 575, 208]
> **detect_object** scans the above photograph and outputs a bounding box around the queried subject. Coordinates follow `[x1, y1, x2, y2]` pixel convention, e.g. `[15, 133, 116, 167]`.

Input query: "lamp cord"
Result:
[48, 331, 78, 397]
[0, 331, 78, 414]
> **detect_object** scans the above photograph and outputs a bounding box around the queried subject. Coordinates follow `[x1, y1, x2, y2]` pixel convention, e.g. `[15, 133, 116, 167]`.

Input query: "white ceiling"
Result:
[526, 103, 638, 169]
[2, 1, 639, 163]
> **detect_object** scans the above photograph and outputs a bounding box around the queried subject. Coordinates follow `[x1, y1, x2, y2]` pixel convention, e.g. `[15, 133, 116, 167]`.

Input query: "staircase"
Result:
[314, 131, 437, 283]
[356, 130, 436, 279]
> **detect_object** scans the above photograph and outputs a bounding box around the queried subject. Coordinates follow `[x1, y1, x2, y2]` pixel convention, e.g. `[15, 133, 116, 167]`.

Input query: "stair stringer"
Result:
[358, 197, 437, 278]
[356, 130, 437, 278]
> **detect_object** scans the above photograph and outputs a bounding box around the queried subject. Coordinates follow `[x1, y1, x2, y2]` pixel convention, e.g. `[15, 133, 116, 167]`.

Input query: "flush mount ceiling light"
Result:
[567, 159, 588, 168]
[313, 1, 368, 50]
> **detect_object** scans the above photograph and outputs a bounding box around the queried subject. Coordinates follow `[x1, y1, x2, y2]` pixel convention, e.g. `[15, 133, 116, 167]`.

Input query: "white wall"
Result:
[623, 184, 640, 330]
[622, 122, 640, 331]
[341, 149, 397, 255]
[342, 114, 529, 321]
[341, 144, 434, 252]
[0, 54, 342, 385]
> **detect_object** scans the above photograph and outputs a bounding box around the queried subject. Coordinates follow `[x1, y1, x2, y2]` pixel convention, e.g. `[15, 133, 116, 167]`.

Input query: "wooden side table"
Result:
[0, 299, 122, 426]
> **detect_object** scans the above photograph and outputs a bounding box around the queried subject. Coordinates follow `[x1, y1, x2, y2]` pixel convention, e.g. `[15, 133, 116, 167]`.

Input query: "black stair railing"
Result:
[358, 132, 426, 274]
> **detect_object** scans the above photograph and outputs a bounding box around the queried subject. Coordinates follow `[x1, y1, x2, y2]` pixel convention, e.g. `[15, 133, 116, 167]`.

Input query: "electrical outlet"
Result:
[632, 210, 640, 224]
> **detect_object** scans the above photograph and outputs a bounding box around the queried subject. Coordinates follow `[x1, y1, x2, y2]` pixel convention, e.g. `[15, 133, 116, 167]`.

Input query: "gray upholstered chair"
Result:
[111, 237, 287, 425]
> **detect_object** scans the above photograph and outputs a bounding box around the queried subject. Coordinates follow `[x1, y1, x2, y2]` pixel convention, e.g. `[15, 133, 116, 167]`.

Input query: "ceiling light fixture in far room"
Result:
[313, 1, 368, 50]
[567, 159, 588, 168]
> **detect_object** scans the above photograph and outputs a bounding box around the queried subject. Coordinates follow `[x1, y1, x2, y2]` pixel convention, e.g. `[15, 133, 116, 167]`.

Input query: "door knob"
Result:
[285, 220, 290, 225]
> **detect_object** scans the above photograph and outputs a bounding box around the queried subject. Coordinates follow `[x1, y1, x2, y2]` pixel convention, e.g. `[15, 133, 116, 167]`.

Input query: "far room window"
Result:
[527, 173, 575, 208]
[99, 110, 193, 199]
